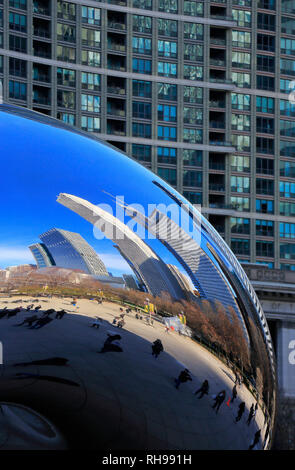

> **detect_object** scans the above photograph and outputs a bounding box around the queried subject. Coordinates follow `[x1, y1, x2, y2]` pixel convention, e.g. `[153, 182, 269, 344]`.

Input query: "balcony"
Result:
[33, 86, 51, 106]
[108, 42, 126, 53]
[107, 55, 126, 71]
[107, 86, 125, 95]
[209, 183, 225, 191]
[108, 11, 126, 31]
[33, 0, 50, 16]
[33, 69, 51, 83]
[33, 41, 51, 58]
[209, 162, 225, 170]
[210, 139, 232, 147]
[209, 120, 225, 129]
[210, 58, 226, 67]
[209, 100, 225, 108]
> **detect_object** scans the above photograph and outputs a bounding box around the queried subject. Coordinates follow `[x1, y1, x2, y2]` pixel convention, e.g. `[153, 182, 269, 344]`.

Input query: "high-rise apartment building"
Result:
[0, 0, 294, 269]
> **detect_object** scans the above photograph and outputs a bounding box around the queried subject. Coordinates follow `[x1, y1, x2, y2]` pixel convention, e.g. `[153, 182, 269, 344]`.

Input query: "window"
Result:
[132, 144, 151, 162]
[233, 0, 251, 6]
[158, 83, 177, 101]
[82, 28, 100, 48]
[57, 45, 76, 63]
[81, 116, 100, 132]
[257, 34, 275, 52]
[133, 15, 152, 33]
[81, 6, 100, 25]
[158, 40, 177, 58]
[232, 72, 250, 88]
[133, 80, 151, 98]
[9, 12, 26, 32]
[258, 0, 275, 8]
[280, 160, 295, 177]
[257, 96, 274, 114]
[183, 170, 202, 187]
[231, 176, 250, 193]
[183, 191, 202, 204]
[9, 57, 26, 78]
[9, 0, 27, 10]
[133, 101, 151, 119]
[183, 107, 202, 125]
[280, 222, 295, 239]
[280, 201, 295, 216]
[256, 220, 274, 237]
[184, 1, 203, 16]
[133, 0, 152, 9]
[57, 23, 76, 43]
[158, 0, 177, 14]
[257, 117, 274, 134]
[133, 58, 151, 74]
[57, 1, 76, 21]
[9, 80, 26, 100]
[281, 16, 295, 35]
[158, 61, 177, 77]
[256, 158, 274, 175]
[256, 178, 274, 195]
[0, 56, 3, 73]
[183, 149, 202, 166]
[232, 9, 251, 27]
[81, 72, 100, 91]
[57, 89, 75, 109]
[133, 37, 152, 55]
[231, 93, 250, 110]
[232, 31, 251, 48]
[231, 239, 250, 256]
[232, 135, 251, 152]
[57, 68, 75, 87]
[157, 167, 177, 185]
[280, 140, 295, 157]
[133, 122, 151, 138]
[183, 22, 203, 40]
[281, 58, 295, 77]
[183, 128, 202, 143]
[231, 218, 250, 235]
[257, 241, 274, 257]
[257, 55, 275, 73]
[183, 65, 203, 80]
[158, 104, 177, 122]
[57, 112, 75, 126]
[257, 12, 275, 31]
[9, 35, 26, 52]
[281, 38, 295, 56]
[280, 243, 295, 260]
[183, 86, 202, 104]
[157, 147, 176, 164]
[81, 50, 100, 67]
[282, 0, 295, 12]
[231, 155, 250, 172]
[231, 114, 250, 131]
[257, 76, 275, 91]
[158, 125, 177, 141]
[256, 137, 274, 154]
[81, 94, 100, 113]
[184, 43, 203, 62]
[280, 181, 295, 198]
[231, 196, 250, 211]
[280, 79, 295, 94]
[232, 52, 251, 69]
[158, 19, 177, 37]
[256, 199, 274, 213]
[280, 120, 295, 137]
[280, 100, 295, 117]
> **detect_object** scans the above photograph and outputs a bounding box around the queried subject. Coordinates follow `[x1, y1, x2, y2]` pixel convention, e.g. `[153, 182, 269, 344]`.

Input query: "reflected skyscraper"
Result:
[39, 228, 108, 277]
[29, 243, 55, 268]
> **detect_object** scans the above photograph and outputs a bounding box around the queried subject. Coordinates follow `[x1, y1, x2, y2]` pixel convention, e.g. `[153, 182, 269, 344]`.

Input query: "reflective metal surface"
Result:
[0, 104, 276, 450]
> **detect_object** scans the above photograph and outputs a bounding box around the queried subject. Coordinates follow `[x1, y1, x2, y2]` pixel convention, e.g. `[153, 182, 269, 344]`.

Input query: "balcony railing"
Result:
[210, 14, 234, 21]
[210, 58, 226, 67]
[108, 22, 126, 30]
[33, 72, 51, 83]
[33, 49, 51, 58]
[107, 86, 126, 95]
[210, 38, 226, 45]
[209, 77, 232, 84]
[108, 43, 126, 52]
[107, 108, 126, 117]
[33, 28, 50, 39]
[210, 140, 232, 147]
[209, 183, 225, 191]
[209, 121, 225, 129]
[209, 162, 225, 170]
[33, 95, 51, 105]
[33, 4, 50, 15]
[209, 100, 225, 108]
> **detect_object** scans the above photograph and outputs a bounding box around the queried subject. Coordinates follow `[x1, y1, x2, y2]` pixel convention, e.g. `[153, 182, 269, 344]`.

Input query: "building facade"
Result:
[29, 242, 55, 267]
[39, 227, 109, 276]
[0, 0, 295, 269]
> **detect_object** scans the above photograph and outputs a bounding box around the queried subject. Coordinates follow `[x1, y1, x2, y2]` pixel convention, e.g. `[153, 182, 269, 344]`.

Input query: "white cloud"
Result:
[0, 246, 34, 267]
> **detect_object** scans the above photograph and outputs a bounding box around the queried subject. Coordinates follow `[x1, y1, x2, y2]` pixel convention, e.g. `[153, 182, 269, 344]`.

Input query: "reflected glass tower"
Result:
[39, 228, 109, 276]
[29, 242, 55, 268]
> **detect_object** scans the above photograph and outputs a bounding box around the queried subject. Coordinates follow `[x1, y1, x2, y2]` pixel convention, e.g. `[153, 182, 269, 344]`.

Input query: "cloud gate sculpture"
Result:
[0, 104, 276, 450]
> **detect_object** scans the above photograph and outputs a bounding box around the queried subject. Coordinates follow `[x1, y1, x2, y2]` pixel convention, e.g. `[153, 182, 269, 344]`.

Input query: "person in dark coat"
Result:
[174, 369, 192, 389]
[194, 380, 209, 398]
[29, 316, 53, 329]
[231, 384, 237, 403]
[212, 390, 226, 413]
[100, 334, 122, 353]
[151, 339, 163, 358]
[235, 401, 246, 422]
[247, 404, 255, 425]
[56, 310, 66, 319]
[14, 315, 38, 327]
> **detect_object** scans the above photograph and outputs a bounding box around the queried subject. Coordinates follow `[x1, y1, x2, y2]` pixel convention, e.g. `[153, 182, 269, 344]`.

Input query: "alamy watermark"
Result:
[0, 341, 2, 364]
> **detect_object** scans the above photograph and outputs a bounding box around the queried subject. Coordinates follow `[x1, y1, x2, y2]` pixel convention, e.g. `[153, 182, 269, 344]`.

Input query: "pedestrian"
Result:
[100, 333, 122, 353]
[194, 380, 209, 399]
[231, 384, 237, 403]
[249, 430, 261, 450]
[235, 401, 246, 422]
[254, 402, 258, 418]
[247, 404, 255, 425]
[56, 309, 66, 319]
[212, 390, 226, 414]
[151, 339, 163, 358]
[174, 368, 192, 389]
